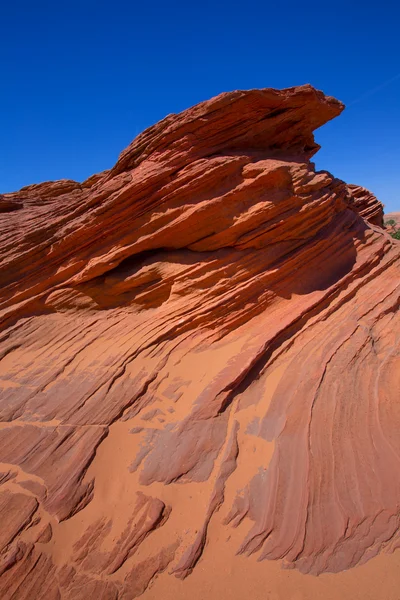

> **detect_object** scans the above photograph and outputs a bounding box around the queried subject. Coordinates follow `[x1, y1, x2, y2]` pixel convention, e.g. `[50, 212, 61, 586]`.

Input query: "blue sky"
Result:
[1, 0, 399, 212]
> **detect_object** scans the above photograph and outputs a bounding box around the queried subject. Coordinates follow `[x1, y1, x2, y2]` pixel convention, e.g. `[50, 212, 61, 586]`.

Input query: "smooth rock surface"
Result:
[0, 85, 399, 599]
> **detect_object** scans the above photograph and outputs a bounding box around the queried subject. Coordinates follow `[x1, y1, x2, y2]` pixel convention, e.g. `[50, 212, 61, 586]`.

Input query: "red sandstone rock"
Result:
[0, 85, 399, 599]
[348, 183, 384, 226]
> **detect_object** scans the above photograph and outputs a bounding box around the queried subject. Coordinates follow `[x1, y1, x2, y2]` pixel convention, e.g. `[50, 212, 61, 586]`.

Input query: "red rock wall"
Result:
[0, 85, 399, 599]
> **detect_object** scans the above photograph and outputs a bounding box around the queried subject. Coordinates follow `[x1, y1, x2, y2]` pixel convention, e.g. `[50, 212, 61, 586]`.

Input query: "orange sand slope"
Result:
[0, 86, 399, 599]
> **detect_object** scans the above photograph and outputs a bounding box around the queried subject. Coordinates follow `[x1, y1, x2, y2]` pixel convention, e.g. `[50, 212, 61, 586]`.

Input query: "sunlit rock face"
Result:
[347, 183, 384, 226]
[0, 85, 399, 600]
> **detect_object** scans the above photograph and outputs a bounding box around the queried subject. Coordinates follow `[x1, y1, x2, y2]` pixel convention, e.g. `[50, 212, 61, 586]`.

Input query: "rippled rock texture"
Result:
[348, 183, 384, 226]
[0, 85, 399, 599]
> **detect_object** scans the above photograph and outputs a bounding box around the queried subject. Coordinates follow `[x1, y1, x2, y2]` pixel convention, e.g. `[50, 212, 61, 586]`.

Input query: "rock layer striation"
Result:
[0, 85, 399, 599]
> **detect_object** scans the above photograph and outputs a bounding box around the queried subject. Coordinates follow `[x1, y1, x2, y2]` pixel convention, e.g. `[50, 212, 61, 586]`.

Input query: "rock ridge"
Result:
[0, 85, 399, 599]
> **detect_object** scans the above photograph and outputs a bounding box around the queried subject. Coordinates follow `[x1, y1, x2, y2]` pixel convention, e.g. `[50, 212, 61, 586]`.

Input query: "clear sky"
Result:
[1, 0, 399, 212]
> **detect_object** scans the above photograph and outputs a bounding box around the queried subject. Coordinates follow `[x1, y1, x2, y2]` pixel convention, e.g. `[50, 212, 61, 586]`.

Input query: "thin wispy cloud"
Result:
[347, 72, 400, 107]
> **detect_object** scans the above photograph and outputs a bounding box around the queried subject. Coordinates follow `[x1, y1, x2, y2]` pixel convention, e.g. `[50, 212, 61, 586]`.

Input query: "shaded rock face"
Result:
[0, 85, 399, 599]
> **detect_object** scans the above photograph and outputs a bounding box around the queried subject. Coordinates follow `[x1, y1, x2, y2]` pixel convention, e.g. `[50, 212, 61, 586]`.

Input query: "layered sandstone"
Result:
[347, 183, 384, 226]
[0, 85, 399, 600]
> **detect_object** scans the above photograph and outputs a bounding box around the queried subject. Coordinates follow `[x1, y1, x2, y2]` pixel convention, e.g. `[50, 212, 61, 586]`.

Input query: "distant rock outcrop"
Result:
[0, 85, 399, 600]
[385, 211, 400, 235]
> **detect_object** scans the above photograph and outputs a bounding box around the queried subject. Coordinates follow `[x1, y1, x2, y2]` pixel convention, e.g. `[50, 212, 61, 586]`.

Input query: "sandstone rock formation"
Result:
[0, 85, 399, 600]
[347, 183, 384, 226]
